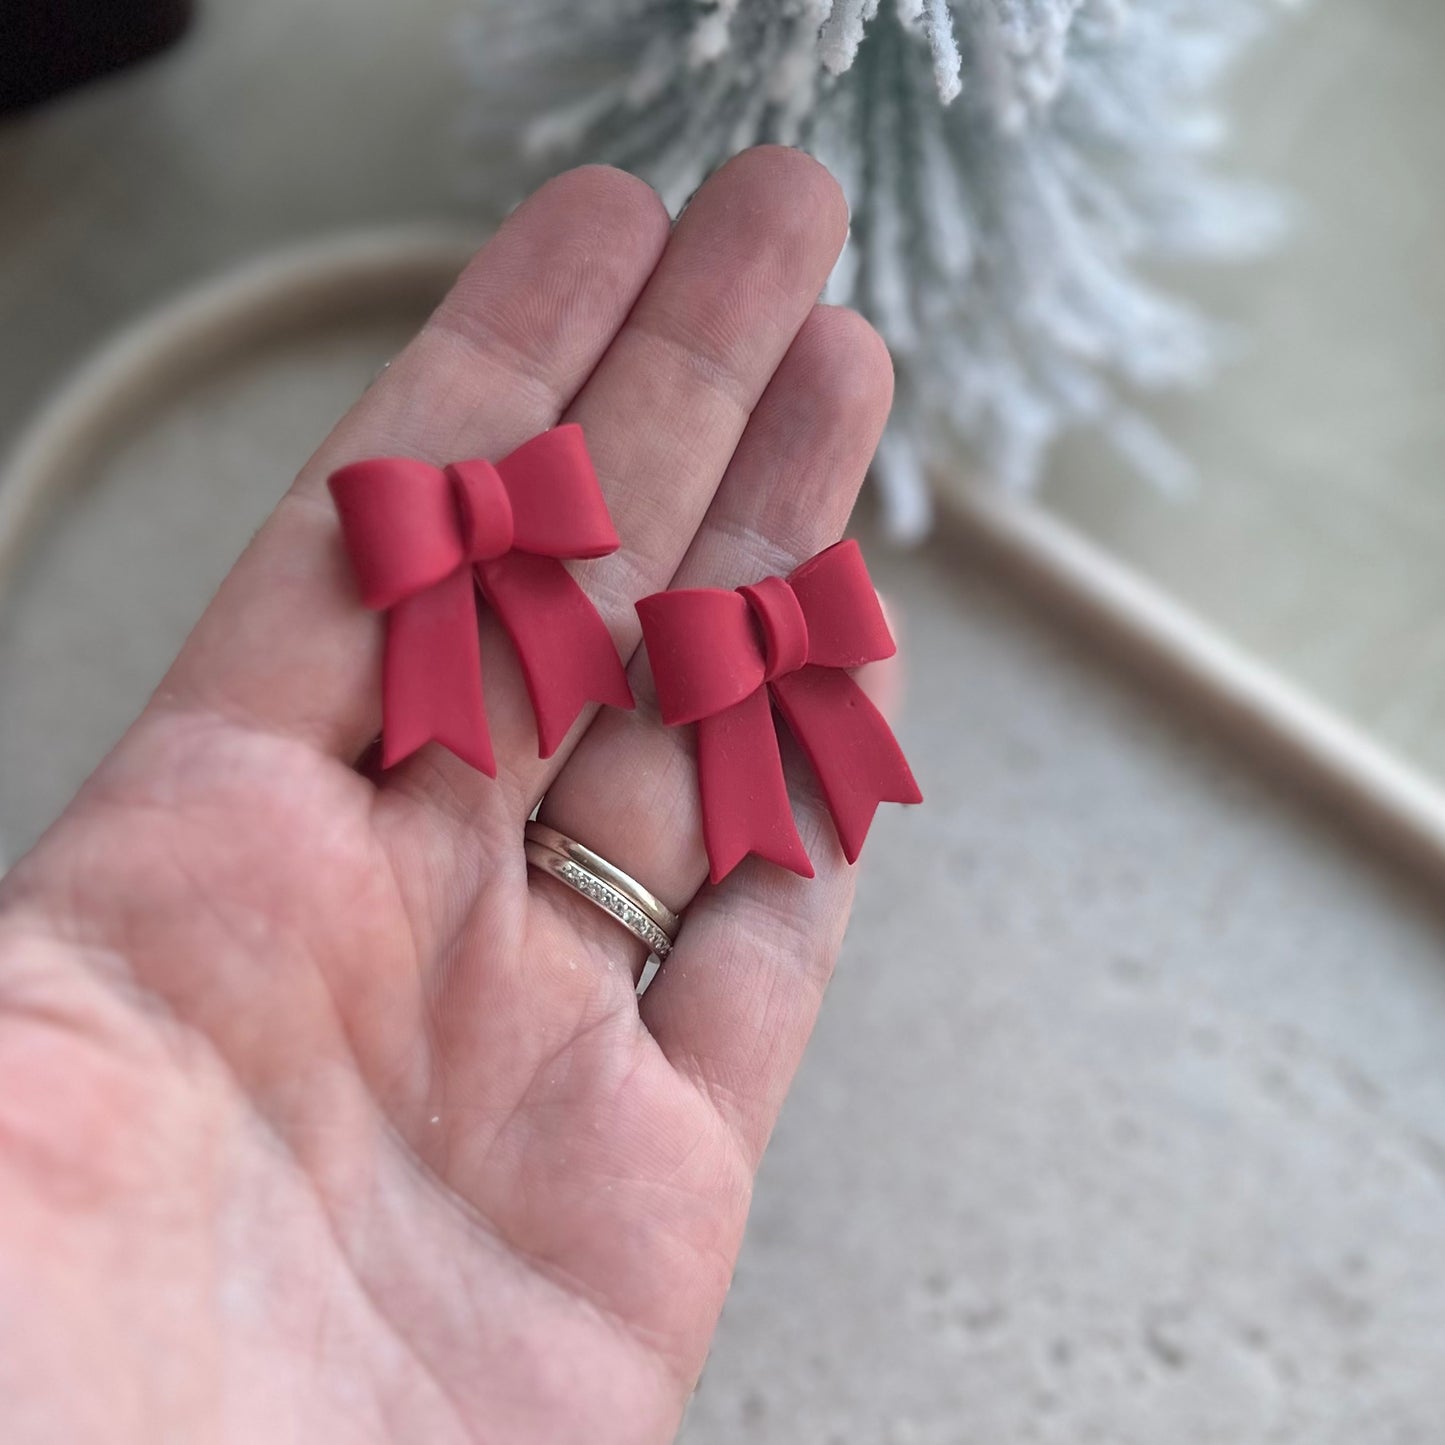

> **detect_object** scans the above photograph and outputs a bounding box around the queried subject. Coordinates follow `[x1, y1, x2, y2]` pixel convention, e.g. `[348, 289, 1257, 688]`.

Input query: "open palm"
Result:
[0, 150, 896, 1444]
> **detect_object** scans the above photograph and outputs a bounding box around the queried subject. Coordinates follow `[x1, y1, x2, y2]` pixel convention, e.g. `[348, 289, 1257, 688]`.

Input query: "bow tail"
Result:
[697, 689, 814, 884]
[771, 668, 922, 865]
[479, 553, 633, 758]
[382, 568, 495, 775]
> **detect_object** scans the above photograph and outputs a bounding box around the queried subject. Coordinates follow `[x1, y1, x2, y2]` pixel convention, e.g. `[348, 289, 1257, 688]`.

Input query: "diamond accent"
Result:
[556, 861, 673, 959]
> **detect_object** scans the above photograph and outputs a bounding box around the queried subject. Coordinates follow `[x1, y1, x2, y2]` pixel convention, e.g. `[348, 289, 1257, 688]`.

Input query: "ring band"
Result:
[525, 821, 680, 960]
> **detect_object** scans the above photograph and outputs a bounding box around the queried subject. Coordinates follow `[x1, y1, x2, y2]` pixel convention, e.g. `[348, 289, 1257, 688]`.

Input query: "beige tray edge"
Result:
[0, 224, 480, 590]
[941, 485, 1445, 885]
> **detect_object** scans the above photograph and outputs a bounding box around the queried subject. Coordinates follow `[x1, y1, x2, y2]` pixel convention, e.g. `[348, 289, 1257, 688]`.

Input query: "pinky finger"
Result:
[640, 638, 907, 1167]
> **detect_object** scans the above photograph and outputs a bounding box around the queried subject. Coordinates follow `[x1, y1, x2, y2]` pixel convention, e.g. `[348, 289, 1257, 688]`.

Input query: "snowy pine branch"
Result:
[460, 0, 1291, 538]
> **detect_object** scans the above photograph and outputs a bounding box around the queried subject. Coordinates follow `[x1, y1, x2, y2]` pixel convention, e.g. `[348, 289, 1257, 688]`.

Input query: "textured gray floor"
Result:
[692, 544, 1445, 1445]
[3, 2, 1445, 1439]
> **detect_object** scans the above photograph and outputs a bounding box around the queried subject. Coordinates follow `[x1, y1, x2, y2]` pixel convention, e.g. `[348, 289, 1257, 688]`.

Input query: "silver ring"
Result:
[525, 822, 680, 960]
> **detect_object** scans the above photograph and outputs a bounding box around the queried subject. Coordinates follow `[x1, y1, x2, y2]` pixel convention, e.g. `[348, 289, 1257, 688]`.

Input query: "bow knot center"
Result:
[447, 460, 515, 562]
[739, 575, 810, 682]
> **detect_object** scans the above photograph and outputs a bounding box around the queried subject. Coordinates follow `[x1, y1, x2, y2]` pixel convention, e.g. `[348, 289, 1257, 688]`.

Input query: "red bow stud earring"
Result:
[328, 425, 633, 775]
[636, 540, 922, 883]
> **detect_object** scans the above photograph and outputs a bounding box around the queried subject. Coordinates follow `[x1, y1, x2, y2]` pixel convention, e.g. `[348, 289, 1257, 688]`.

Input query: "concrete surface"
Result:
[691, 549, 1445, 1444]
[1, 304, 1443, 1441]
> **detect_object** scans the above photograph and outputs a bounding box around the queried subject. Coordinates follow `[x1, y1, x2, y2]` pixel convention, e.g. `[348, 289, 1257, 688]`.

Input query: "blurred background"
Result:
[2, 2, 1445, 1441]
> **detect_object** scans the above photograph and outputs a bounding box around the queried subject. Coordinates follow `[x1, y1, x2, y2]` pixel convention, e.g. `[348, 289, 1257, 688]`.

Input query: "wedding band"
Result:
[524, 822, 680, 960]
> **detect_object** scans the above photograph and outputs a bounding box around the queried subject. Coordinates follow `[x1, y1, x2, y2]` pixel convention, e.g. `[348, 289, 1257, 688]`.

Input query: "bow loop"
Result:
[330, 457, 464, 611]
[495, 425, 620, 560]
[636, 589, 768, 726]
[788, 539, 896, 670]
[639, 543, 888, 729]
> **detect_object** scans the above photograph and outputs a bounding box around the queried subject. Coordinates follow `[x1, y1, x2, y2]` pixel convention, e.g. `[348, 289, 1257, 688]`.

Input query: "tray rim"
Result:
[3, 224, 1443, 888]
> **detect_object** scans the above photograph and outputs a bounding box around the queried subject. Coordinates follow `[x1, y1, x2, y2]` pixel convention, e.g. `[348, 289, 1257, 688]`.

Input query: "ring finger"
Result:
[530, 304, 894, 975]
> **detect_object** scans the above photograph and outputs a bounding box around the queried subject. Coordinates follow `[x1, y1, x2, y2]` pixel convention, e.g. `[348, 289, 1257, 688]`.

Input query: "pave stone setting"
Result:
[556, 860, 673, 959]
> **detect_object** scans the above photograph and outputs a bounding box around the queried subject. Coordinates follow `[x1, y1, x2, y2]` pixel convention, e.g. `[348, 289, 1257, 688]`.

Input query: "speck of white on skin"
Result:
[430, 1115, 441, 1125]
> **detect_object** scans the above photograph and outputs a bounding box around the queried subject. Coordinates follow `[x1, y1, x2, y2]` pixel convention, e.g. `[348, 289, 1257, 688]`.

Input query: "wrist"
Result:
[0, 901, 162, 1191]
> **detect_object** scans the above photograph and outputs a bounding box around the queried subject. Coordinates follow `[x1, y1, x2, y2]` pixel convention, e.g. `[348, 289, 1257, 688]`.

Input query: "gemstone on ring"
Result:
[554, 860, 673, 959]
[523, 821, 680, 963]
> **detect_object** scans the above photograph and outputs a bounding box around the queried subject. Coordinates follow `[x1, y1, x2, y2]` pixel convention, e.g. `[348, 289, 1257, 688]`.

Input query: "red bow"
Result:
[328, 425, 632, 775]
[637, 540, 922, 883]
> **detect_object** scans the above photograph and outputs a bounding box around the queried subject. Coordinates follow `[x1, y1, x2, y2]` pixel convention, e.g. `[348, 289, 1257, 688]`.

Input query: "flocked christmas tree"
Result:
[462, 0, 1289, 538]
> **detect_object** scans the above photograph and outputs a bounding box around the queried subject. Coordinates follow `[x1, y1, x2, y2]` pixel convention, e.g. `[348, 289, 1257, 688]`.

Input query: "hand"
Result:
[0, 148, 894, 1444]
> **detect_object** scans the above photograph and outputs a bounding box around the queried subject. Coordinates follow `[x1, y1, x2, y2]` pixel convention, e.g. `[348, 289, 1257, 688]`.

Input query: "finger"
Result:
[530, 305, 894, 979]
[382, 146, 852, 827]
[639, 725, 886, 1167]
[148, 165, 672, 762]
[644, 587, 906, 1169]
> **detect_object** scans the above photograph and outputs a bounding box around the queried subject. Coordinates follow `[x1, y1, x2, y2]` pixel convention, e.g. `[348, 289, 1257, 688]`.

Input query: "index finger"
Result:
[147, 166, 671, 761]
